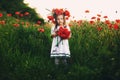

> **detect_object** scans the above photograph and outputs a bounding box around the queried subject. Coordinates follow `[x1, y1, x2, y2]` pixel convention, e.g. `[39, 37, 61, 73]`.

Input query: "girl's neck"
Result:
[59, 24, 66, 27]
[59, 24, 64, 26]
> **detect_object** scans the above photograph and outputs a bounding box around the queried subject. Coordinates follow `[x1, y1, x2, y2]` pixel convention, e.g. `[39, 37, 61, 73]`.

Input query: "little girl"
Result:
[49, 8, 71, 65]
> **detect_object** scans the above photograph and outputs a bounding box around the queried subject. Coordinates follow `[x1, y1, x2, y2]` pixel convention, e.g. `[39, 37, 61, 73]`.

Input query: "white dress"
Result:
[50, 25, 71, 58]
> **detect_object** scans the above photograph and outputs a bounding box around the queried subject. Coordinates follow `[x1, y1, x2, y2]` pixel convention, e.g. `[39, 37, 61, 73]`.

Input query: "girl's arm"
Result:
[67, 26, 71, 39]
[51, 33, 57, 38]
[68, 32, 71, 39]
[51, 26, 58, 38]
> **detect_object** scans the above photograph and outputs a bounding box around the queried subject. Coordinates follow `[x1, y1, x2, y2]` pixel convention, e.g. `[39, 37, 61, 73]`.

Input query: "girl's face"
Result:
[57, 15, 64, 26]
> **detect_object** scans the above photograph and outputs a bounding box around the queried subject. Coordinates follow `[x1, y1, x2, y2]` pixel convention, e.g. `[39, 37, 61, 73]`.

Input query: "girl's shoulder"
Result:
[51, 26, 55, 29]
[64, 25, 70, 28]
[51, 25, 59, 31]
[64, 25, 71, 30]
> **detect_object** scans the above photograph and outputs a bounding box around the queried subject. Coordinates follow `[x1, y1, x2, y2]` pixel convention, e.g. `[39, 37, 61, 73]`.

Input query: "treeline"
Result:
[0, 0, 44, 24]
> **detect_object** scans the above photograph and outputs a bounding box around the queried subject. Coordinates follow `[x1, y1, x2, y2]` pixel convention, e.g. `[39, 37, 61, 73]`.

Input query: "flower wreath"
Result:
[47, 8, 70, 23]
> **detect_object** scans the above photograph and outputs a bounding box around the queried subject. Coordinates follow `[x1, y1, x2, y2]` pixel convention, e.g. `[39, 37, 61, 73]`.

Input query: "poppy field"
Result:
[0, 11, 120, 80]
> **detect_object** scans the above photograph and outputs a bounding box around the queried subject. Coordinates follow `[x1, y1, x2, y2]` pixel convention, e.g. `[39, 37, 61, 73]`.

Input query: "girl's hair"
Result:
[54, 13, 66, 29]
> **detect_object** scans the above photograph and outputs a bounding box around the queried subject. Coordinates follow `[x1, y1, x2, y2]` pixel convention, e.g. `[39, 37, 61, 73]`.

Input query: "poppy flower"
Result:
[57, 27, 70, 39]
[38, 28, 45, 32]
[0, 13, 3, 17]
[85, 10, 90, 13]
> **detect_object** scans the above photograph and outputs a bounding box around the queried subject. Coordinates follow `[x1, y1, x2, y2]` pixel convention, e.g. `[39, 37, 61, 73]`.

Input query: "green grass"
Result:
[0, 11, 120, 80]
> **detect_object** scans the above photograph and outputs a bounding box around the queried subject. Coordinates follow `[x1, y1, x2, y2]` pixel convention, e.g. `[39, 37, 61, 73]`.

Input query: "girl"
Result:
[49, 9, 71, 65]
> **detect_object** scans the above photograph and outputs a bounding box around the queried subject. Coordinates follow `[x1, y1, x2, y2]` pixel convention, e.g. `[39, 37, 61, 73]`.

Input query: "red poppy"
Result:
[104, 20, 111, 24]
[91, 16, 96, 19]
[0, 13, 3, 17]
[13, 23, 20, 27]
[68, 24, 72, 27]
[115, 19, 120, 24]
[113, 24, 119, 30]
[19, 14, 23, 17]
[37, 21, 41, 25]
[108, 24, 113, 29]
[66, 17, 69, 20]
[47, 16, 54, 20]
[97, 27, 102, 31]
[64, 10, 70, 17]
[97, 14, 101, 17]
[103, 16, 108, 18]
[85, 10, 90, 13]
[52, 8, 64, 15]
[38, 28, 44, 32]
[89, 21, 95, 24]
[77, 20, 82, 25]
[97, 18, 100, 21]
[7, 13, 12, 17]
[24, 12, 29, 16]
[57, 27, 70, 39]
[0, 20, 5, 25]
[15, 11, 20, 15]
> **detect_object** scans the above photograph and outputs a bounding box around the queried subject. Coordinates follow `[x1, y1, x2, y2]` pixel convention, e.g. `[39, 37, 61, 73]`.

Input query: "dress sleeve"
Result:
[51, 26, 55, 35]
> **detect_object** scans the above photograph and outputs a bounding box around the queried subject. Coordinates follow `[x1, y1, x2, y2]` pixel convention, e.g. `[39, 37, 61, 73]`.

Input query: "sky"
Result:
[24, 0, 120, 21]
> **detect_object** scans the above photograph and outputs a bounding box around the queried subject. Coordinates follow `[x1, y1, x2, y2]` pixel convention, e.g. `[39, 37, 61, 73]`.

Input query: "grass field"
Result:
[0, 11, 120, 80]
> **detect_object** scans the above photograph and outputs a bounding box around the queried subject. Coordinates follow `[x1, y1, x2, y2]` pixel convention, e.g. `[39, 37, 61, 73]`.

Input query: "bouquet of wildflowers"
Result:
[55, 26, 70, 47]
[57, 26, 70, 39]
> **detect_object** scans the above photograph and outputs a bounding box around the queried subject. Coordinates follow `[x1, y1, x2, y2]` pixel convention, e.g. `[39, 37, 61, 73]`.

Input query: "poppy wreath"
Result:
[47, 8, 70, 23]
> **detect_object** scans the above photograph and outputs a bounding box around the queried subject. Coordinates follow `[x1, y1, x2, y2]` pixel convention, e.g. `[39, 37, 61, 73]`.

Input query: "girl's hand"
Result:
[67, 34, 71, 39]
[55, 30, 59, 34]
[68, 36, 71, 39]
[51, 33, 57, 38]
